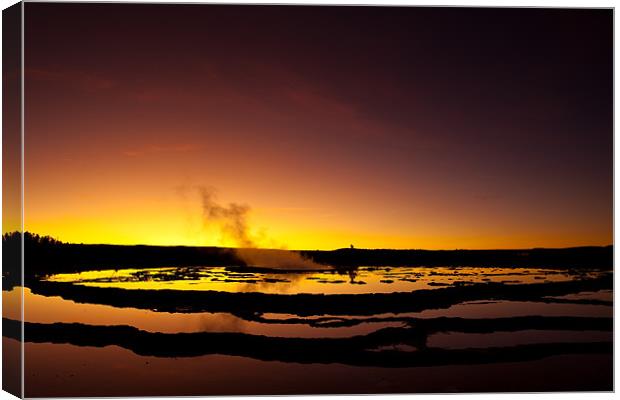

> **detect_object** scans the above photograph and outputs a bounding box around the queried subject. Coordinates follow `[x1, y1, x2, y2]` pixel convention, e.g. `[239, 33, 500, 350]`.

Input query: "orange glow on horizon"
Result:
[25, 200, 612, 250]
[22, 5, 612, 251]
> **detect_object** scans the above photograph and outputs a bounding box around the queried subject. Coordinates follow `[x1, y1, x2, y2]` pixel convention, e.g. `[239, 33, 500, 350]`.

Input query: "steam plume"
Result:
[195, 186, 327, 270]
[199, 187, 255, 248]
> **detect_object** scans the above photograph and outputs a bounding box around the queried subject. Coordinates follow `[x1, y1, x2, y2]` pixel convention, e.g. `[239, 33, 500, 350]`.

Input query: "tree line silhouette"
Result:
[2, 231, 613, 290]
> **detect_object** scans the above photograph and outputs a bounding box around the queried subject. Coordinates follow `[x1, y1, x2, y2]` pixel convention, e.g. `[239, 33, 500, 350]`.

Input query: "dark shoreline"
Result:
[2, 233, 614, 288]
[5, 317, 612, 367]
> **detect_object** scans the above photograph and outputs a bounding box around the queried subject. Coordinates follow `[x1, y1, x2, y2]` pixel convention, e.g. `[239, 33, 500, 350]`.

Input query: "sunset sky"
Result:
[22, 4, 612, 250]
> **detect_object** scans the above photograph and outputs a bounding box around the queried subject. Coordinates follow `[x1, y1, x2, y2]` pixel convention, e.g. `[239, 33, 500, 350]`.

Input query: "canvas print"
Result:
[2, 3, 613, 397]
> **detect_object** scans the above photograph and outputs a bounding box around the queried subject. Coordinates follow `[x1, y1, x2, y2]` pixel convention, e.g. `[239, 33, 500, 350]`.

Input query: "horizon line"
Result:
[3, 231, 613, 252]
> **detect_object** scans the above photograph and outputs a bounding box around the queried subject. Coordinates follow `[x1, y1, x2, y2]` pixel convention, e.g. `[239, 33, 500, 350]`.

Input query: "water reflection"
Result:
[8, 264, 614, 396]
[7, 286, 612, 339]
[415, 300, 613, 319]
[43, 266, 604, 295]
[427, 329, 613, 349]
[4, 288, 403, 338]
[21, 340, 612, 397]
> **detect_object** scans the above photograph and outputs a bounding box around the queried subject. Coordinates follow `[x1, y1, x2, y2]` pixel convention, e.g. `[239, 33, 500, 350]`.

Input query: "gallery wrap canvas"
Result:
[1, 2, 614, 397]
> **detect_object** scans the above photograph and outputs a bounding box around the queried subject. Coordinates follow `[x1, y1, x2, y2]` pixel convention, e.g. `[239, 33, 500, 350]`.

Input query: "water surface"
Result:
[6, 264, 612, 396]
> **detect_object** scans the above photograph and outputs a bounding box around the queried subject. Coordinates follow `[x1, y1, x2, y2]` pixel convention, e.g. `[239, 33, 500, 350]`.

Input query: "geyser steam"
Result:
[199, 187, 255, 248]
[196, 186, 327, 270]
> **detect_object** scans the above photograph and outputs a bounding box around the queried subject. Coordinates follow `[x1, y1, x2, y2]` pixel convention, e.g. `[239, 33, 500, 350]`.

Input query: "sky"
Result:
[22, 4, 612, 250]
